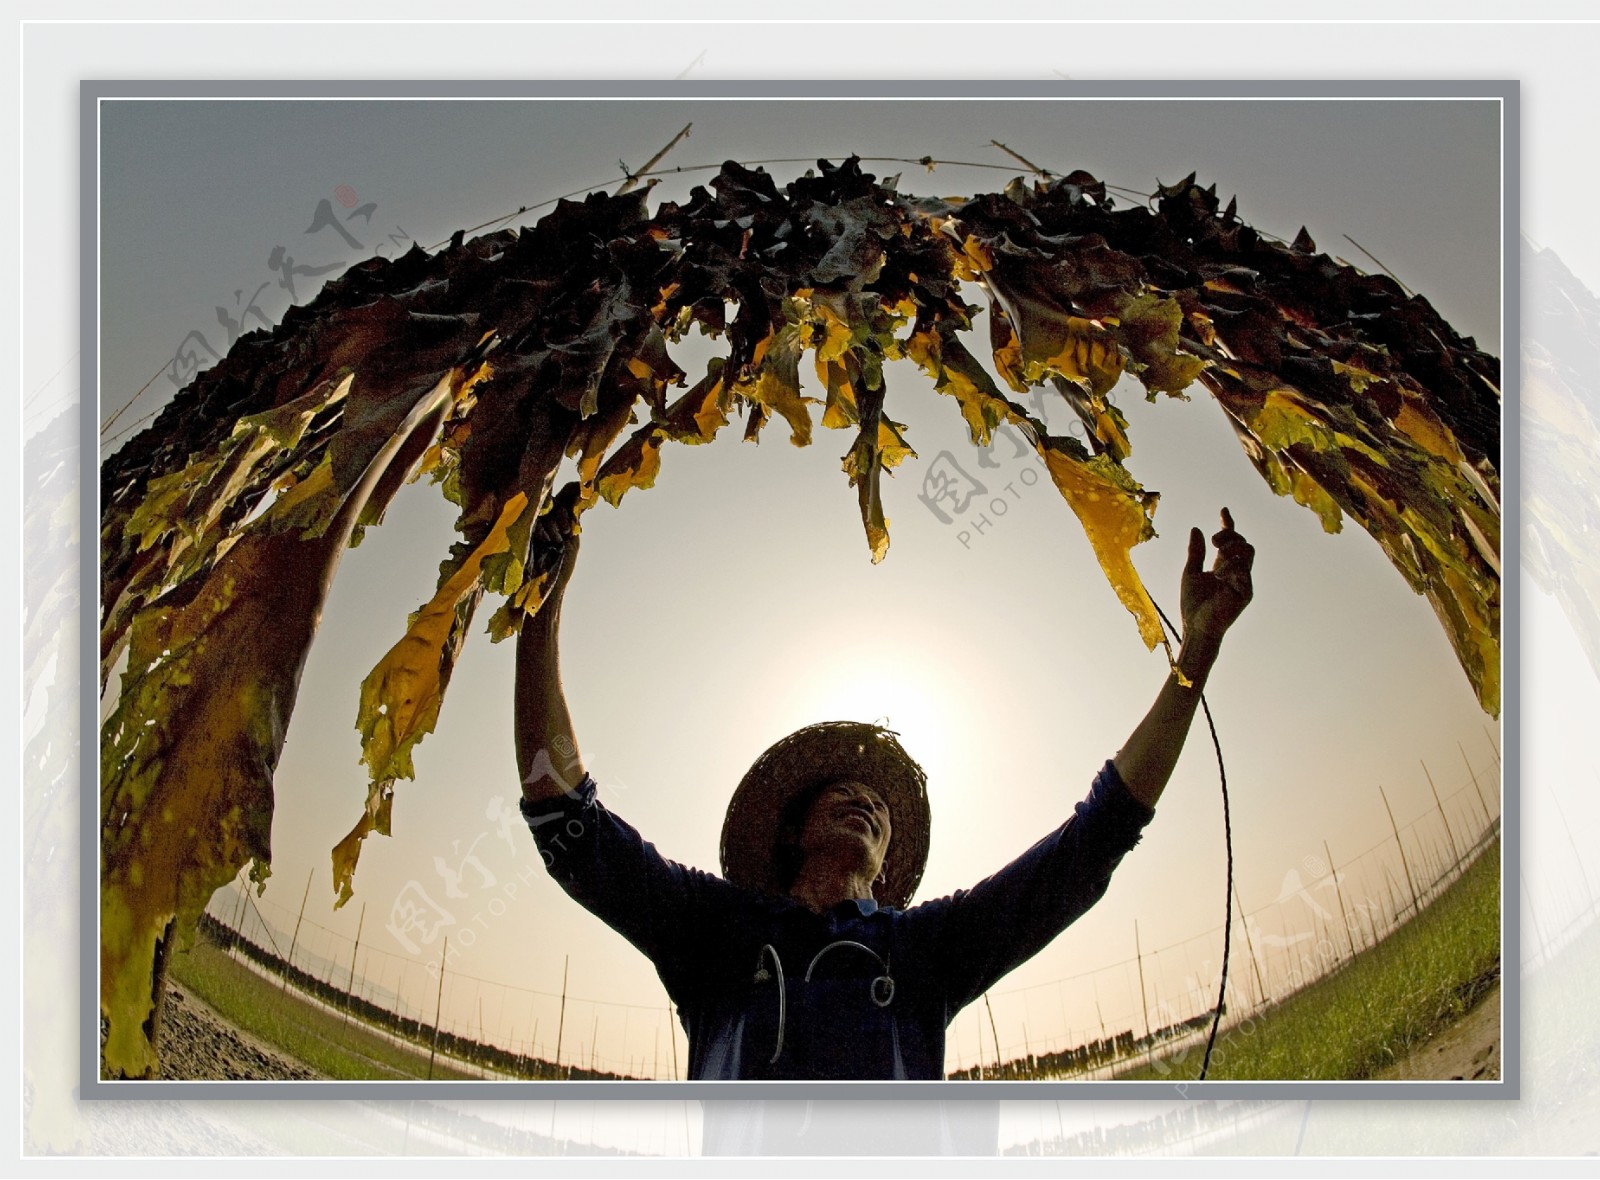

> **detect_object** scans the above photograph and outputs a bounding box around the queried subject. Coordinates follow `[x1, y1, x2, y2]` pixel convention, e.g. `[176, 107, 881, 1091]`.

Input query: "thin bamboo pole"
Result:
[427, 936, 448, 1080]
[1378, 784, 1421, 920]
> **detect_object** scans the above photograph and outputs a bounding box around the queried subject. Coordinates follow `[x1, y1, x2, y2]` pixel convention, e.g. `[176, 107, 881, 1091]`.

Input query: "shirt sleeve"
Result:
[520, 777, 748, 1001]
[902, 759, 1156, 1019]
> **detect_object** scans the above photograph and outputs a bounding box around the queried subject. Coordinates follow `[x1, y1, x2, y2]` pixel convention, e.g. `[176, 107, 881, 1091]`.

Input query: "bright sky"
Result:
[99, 95, 1504, 1078]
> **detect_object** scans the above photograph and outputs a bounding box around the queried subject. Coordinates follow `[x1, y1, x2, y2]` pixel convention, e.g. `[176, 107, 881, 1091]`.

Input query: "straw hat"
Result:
[719, 720, 931, 910]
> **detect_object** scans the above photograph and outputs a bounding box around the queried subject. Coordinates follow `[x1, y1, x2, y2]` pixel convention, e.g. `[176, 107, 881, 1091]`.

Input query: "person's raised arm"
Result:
[515, 506, 587, 805]
[907, 511, 1253, 1015]
[509, 499, 750, 1004]
[1112, 508, 1254, 809]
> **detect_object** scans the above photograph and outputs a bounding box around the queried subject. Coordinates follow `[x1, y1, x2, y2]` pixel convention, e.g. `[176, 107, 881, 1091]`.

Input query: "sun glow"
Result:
[788, 651, 967, 799]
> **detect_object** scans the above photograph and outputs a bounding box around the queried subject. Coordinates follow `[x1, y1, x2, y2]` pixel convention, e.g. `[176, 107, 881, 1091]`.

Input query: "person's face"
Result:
[798, 780, 893, 881]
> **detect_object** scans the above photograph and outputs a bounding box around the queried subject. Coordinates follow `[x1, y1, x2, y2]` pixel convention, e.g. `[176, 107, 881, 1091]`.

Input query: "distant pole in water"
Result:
[1381, 863, 1402, 930]
[343, 902, 366, 1023]
[282, 868, 313, 989]
[555, 954, 569, 1078]
[1421, 759, 1462, 871]
[982, 991, 1001, 1078]
[1234, 882, 1268, 1007]
[1460, 741, 1494, 833]
[229, 877, 248, 956]
[1378, 783, 1421, 920]
[1324, 840, 1356, 959]
[1134, 920, 1152, 1065]
[428, 936, 448, 1080]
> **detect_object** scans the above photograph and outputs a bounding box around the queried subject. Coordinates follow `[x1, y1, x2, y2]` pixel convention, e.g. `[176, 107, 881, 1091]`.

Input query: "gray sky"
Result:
[99, 95, 1503, 1076]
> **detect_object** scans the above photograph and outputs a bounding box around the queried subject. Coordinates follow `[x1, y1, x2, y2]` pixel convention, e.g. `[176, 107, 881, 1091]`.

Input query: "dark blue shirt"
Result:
[522, 760, 1154, 1080]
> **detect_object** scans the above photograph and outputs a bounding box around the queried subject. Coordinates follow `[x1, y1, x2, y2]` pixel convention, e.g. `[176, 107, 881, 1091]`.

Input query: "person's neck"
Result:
[788, 860, 878, 914]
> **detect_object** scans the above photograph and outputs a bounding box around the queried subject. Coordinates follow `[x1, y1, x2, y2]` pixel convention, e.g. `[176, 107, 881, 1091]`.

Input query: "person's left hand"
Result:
[1181, 507, 1255, 653]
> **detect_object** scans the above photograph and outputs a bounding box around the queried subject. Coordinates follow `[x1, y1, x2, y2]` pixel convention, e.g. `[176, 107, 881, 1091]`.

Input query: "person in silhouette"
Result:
[517, 507, 1253, 1080]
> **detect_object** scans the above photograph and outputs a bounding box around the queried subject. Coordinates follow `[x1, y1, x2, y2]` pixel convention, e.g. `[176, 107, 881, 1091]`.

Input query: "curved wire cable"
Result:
[1149, 598, 1233, 1081]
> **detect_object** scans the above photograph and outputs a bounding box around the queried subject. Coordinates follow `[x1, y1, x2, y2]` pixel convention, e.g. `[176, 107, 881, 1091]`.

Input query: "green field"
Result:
[168, 936, 478, 1080]
[1117, 839, 1501, 1081]
[171, 840, 1501, 1084]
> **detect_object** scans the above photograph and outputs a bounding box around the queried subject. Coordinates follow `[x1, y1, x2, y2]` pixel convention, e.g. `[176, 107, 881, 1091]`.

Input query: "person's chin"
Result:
[839, 817, 879, 844]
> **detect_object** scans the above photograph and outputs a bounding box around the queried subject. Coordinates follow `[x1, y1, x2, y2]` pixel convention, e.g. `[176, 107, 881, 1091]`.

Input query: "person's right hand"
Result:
[1180, 507, 1254, 651]
[532, 484, 582, 604]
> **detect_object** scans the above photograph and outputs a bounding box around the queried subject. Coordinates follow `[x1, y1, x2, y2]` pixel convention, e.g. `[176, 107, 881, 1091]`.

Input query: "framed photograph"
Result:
[88, 80, 1511, 1101]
